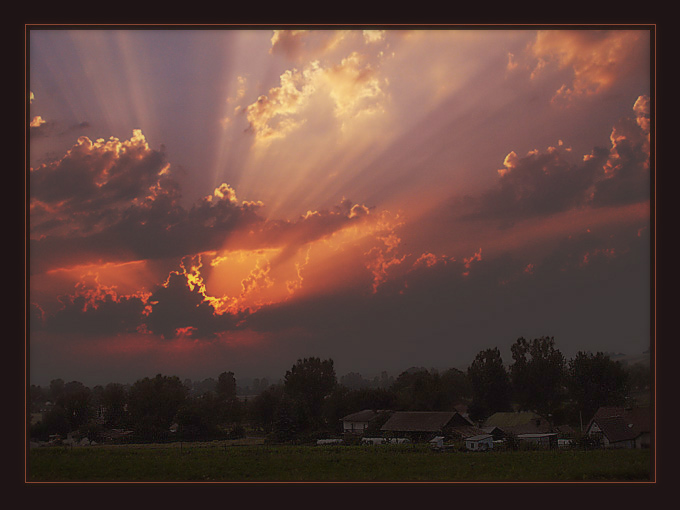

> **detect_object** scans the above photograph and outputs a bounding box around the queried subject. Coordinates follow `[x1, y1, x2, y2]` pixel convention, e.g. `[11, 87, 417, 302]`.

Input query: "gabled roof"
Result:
[592, 407, 651, 433]
[587, 406, 651, 442]
[589, 415, 639, 443]
[381, 411, 471, 432]
[465, 434, 492, 442]
[341, 409, 379, 422]
[450, 425, 489, 439]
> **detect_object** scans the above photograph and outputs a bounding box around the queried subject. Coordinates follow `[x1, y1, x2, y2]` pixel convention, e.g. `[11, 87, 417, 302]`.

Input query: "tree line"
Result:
[29, 336, 650, 444]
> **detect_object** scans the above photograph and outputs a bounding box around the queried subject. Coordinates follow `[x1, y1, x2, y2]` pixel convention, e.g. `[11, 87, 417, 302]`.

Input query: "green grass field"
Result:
[27, 443, 653, 482]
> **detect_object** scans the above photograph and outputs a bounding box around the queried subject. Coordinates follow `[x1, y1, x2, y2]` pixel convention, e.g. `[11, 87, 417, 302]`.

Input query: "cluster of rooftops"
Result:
[340, 406, 651, 448]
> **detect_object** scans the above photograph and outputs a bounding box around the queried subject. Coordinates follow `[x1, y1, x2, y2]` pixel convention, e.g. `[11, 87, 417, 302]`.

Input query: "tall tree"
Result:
[248, 384, 284, 433]
[101, 383, 128, 427]
[283, 357, 337, 431]
[391, 369, 443, 411]
[567, 351, 630, 422]
[510, 336, 566, 418]
[58, 381, 92, 431]
[440, 368, 473, 408]
[216, 371, 237, 401]
[127, 374, 188, 441]
[467, 347, 513, 423]
[49, 378, 65, 403]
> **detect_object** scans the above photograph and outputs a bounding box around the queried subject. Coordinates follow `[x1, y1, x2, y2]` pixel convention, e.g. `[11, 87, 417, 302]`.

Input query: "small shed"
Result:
[516, 433, 558, 449]
[429, 436, 445, 449]
[465, 434, 493, 451]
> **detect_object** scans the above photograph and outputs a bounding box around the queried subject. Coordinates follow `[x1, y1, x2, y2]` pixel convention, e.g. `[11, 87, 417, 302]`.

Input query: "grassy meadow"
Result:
[27, 442, 653, 483]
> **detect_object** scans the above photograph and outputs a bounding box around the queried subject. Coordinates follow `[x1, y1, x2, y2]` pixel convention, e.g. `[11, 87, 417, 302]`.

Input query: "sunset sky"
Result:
[27, 27, 653, 387]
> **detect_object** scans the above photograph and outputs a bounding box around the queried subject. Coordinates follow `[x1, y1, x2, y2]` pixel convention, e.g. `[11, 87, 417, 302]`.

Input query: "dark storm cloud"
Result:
[466, 145, 603, 226]
[244, 219, 650, 373]
[457, 96, 650, 228]
[41, 293, 147, 337]
[28, 132, 264, 273]
[32, 263, 244, 340]
[143, 271, 241, 339]
[29, 130, 376, 275]
[30, 132, 172, 215]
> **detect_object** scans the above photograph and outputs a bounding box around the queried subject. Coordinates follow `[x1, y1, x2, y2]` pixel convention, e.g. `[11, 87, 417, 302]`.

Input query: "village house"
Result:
[586, 406, 651, 449]
[480, 426, 505, 441]
[341, 409, 383, 434]
[381, 411, 486, 442]
[482, 411, 553, 436]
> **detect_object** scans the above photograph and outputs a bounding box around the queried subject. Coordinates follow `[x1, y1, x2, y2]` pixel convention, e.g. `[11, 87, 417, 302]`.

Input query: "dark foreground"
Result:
[27, 443, 652, 483]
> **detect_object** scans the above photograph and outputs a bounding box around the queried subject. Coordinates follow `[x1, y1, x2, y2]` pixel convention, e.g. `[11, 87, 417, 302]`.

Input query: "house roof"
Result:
[586, 406, 651, 443]
[482, 426, 503, 433]
[589, 415, 640, 443]
[450, 425, 489, 439]
[465, 434, 493, 442]
[341, 409, 379, 422]
[381, 411, 471, 432]
[592, 407, 651, 433]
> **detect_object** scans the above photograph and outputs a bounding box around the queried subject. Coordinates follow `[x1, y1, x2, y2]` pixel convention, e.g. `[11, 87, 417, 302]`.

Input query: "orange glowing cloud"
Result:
[529, 30, 647, 105]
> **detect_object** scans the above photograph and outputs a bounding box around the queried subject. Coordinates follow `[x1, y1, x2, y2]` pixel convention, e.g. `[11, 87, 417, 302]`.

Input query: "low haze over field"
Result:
[28, 27, 652, 386]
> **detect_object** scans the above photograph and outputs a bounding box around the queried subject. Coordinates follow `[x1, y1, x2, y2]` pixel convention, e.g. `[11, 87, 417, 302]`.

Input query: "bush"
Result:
[574, 434, 603, 450]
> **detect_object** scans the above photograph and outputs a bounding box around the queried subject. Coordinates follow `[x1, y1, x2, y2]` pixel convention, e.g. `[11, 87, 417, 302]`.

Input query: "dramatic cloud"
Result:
[456, 96, 650, 227]
[27, 28, 651, 386]
[528, 30, 648, 105]
[244, 51, 387, 145]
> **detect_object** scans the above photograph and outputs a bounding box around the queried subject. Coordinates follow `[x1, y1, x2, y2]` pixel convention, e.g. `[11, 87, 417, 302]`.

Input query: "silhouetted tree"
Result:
[175, 391, 224, 440]
[625, 362, 651, 393]
[49, 378, 65, 403]
[283, 357, 337, 431]
[101, 383, 128, 427]
[440, 368, 473, 407]
[248, 384, 284, 433]
[372, 371, 394, 389]
[29, 385, 47, 413]
[58, 381, 92, 431]
[391, 369, 443, 411]
[127, 374, 187, 441]
[340, 372, 370, 390]
[567, 351, 630, 422]
[510, 336, 566, 418]
[216, 371, 237, 401]
[467, 348, 512, 423]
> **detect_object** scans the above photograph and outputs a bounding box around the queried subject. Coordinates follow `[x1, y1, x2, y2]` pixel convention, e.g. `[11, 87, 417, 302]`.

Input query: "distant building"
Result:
[516, 433, 558, 449]
[481, 426, 505, 441]
[429, 436, 445, 449]
[381, 411, 477, 442]
[341, 410, 382, 434]
[465, 434, 493, 451]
